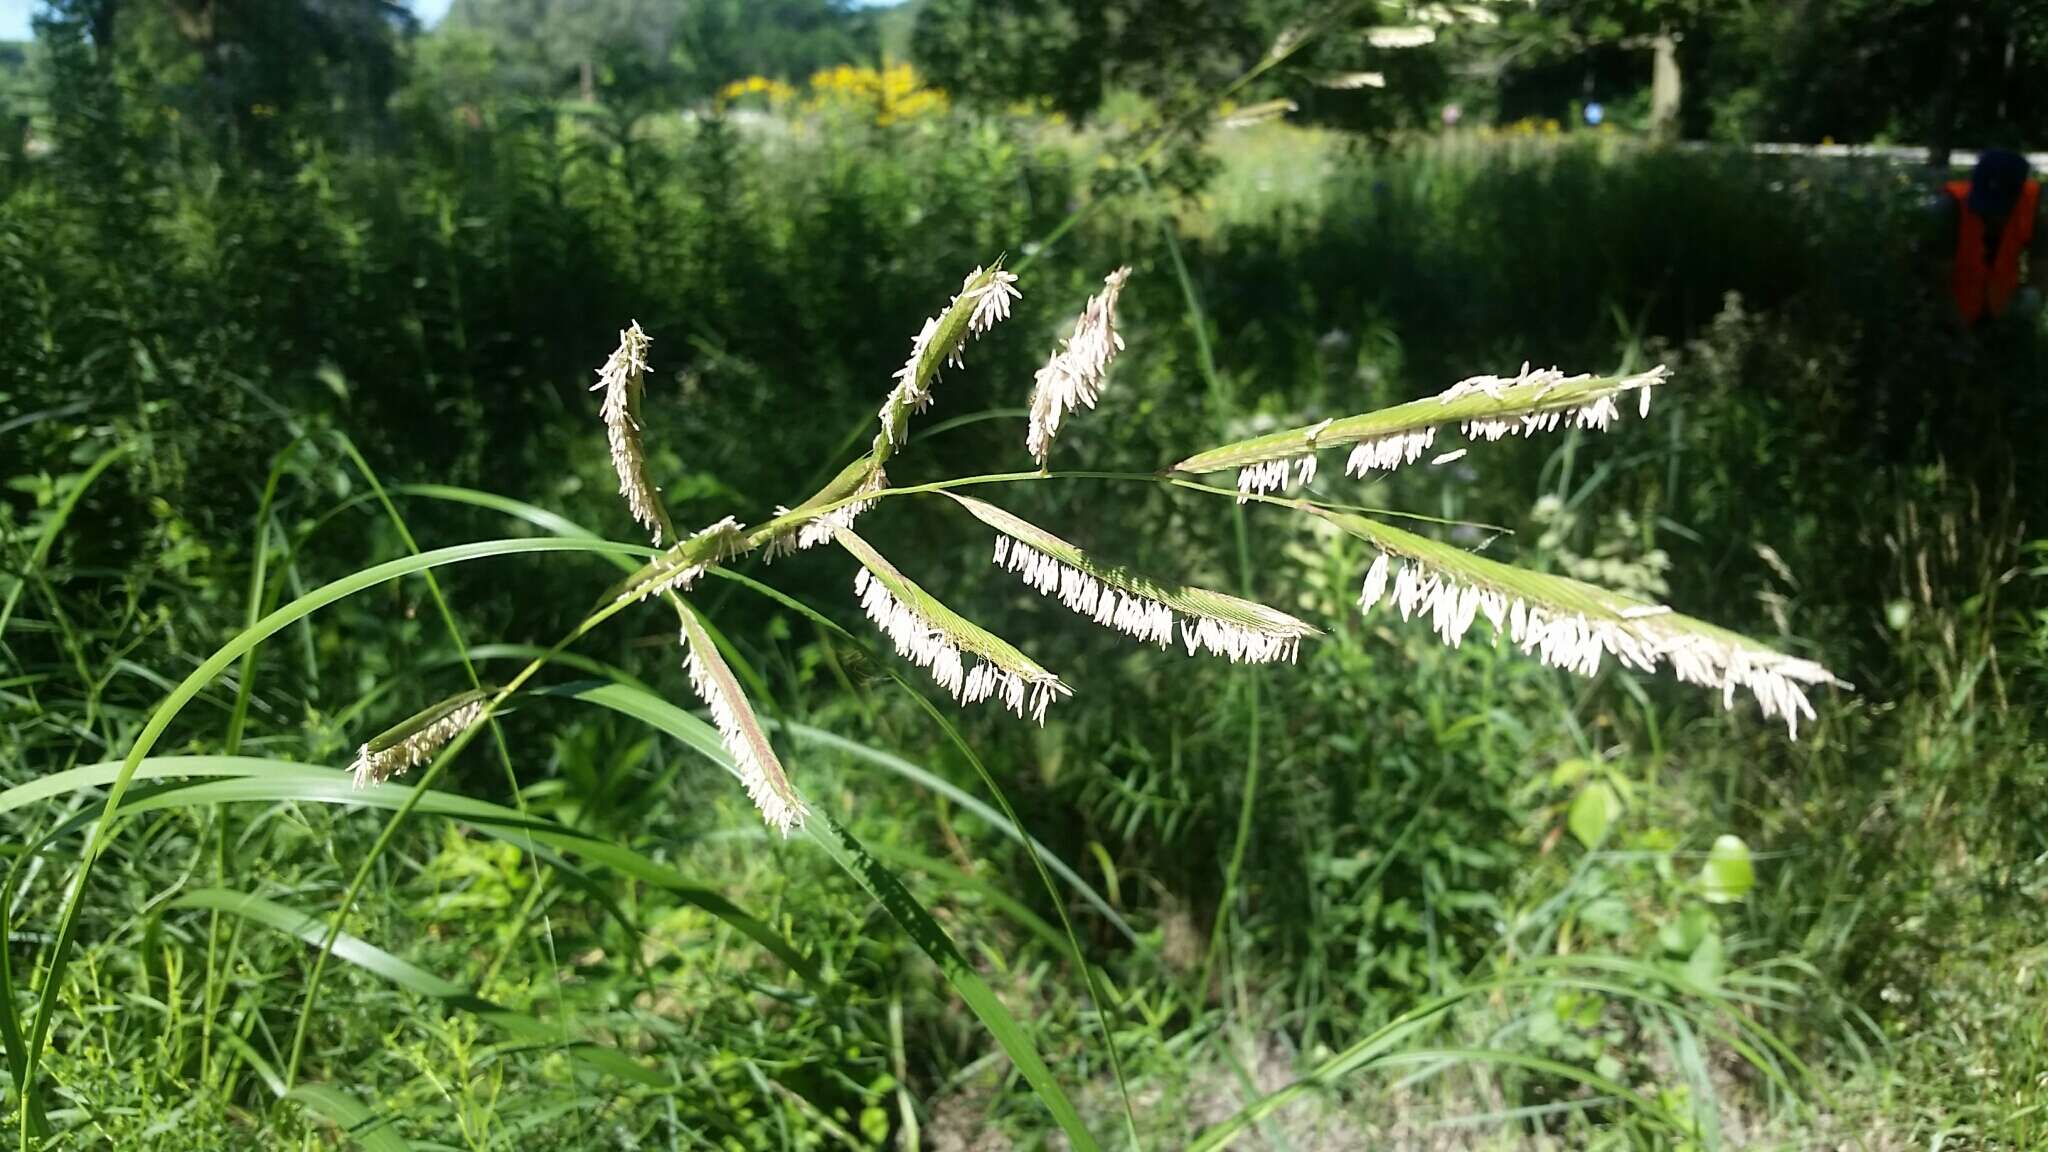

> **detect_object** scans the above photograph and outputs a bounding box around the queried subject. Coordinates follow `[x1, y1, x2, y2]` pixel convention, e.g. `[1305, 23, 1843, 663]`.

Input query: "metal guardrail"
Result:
[1735, 143, 2048, 170]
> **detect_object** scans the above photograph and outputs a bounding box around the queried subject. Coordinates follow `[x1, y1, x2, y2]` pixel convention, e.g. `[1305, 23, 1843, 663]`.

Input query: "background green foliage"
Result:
[3, 1, 2045, 1148]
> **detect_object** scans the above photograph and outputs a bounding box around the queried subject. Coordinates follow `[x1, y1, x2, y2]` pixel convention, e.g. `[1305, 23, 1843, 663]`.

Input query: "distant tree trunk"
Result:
[580, 58, 595, 102]
[1926, 0, 1969, 171]
[1650, 26, 1682, 139]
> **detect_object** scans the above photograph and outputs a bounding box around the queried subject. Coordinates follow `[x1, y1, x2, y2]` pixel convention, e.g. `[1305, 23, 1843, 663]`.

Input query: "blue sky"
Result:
[0, 0, 454, 41]
[4, 0, 893, 42]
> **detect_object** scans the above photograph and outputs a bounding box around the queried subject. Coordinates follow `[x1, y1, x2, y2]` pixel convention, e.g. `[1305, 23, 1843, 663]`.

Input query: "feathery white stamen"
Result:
[591, 321, 668, 544]
[1344, 428, 1437, 477]
[853, 567, 1067, 722]
[1443, 364, 1665, 449]
[967, 268, 1022, 335]
[879, 267, 1021, 451]
[1368, 24, 1437, 48]
[1431, 449, 1468, 466]
[680, 616, 807, 837]
[1237, 453, 1320, 501]
[1027, 267, 1131, 465]
[635, 516, 747, 600]
[350, 699, 486, 789]
[991, 534, 1303, 663]
[1356, 549, 1837, 738]
[765, 468, 889, 561]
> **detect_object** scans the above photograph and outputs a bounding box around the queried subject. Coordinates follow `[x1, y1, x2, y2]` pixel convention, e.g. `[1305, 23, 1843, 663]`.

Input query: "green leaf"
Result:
[806, 814, 1101, 1152]
[1569, 781, 1621, 849]
[1697, 834, 1756, 904]
[174, 888, 670, 1088]
[285, 1084, 413, 1152]
[1, 755, 820, 990]
[24, 536, 653, 1107]
[533, 678, 1101, 1150]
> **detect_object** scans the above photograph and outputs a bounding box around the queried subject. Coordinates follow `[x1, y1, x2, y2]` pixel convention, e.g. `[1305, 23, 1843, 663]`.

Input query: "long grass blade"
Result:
[0, 443, 127, 639]
[174, 888, 668, 1088]
[806, 812, 1102, 1152]
[528, 679, 1101, 1149]
[284, 1083, 415, 1152]
[0, 756, 820, 987]
[18, 536, 649, 1110]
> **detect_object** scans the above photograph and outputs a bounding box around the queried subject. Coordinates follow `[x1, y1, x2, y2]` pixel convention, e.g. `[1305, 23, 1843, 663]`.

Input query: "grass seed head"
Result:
[875, 264, 1019, 461]
[591, 321, 672, 544]
[1027, 267, 1131, 466]
[1339, 510, 1841, 738]
[679, 608, 807, 836]
[350, 694, 488, 788]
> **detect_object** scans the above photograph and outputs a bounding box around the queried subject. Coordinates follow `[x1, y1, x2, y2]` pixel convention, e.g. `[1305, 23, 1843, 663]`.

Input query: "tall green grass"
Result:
[5, 73, 2044, 1148]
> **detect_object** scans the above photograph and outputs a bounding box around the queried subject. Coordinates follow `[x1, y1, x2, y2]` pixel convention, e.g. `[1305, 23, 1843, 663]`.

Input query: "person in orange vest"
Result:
[1943, 150, 2042, 327]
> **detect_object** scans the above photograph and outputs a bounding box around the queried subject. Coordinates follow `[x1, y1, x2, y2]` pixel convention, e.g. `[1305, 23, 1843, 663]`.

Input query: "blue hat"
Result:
[1968, 149, 2030, 217]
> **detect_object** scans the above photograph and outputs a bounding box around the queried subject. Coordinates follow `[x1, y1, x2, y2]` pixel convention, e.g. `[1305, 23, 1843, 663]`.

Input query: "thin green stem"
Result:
[278, 590, 639, 1092]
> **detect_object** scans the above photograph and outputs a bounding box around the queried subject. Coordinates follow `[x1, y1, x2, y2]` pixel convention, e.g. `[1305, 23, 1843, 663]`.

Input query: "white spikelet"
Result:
[1367, 25, 1436, 48]
[1445, 364, 1666, 446]
[852, 567, 1067, 722]
[680, 611, 808, 836]
[1357, 551, 1392, 612]
[765, 468, 889, 561]
[350, 698, 486, 789]
[634, 516, 747, 600]
[1360, 551, 1839, 739]
[1027, 267, 1132, 465]
[1317, 71, 1387, 89]
[1344, 428, 1438, 478]
[990, 534, 1303, 664]
[967, 267, 1023, 335]
[879, 266, 1022, 451]
[591, 321, 669, 544]
[1237, 453, 1319, 501]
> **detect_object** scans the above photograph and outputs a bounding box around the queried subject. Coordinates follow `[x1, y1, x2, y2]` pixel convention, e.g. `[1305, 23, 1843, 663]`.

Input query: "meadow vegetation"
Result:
[2, 4, 2046, 1149]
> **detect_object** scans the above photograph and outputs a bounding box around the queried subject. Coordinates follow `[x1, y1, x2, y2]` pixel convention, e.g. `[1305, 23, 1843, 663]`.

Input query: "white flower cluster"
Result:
[1027, 267, 1131, 465]
[1237, 453, 1319, 501]
[350, 698, 486, 789]
[635, 516, 747, 600]
[590, 321, 667, 544]
[879, 267, 1022, 447]
[853, 566, 1066, 722]
[1344, 428, 1439, 478]
[765, 469, 889, 561]
[992, 535, 1303, 664]
[1357, 551, 1836, 738]
[681, 623, 807, 837]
